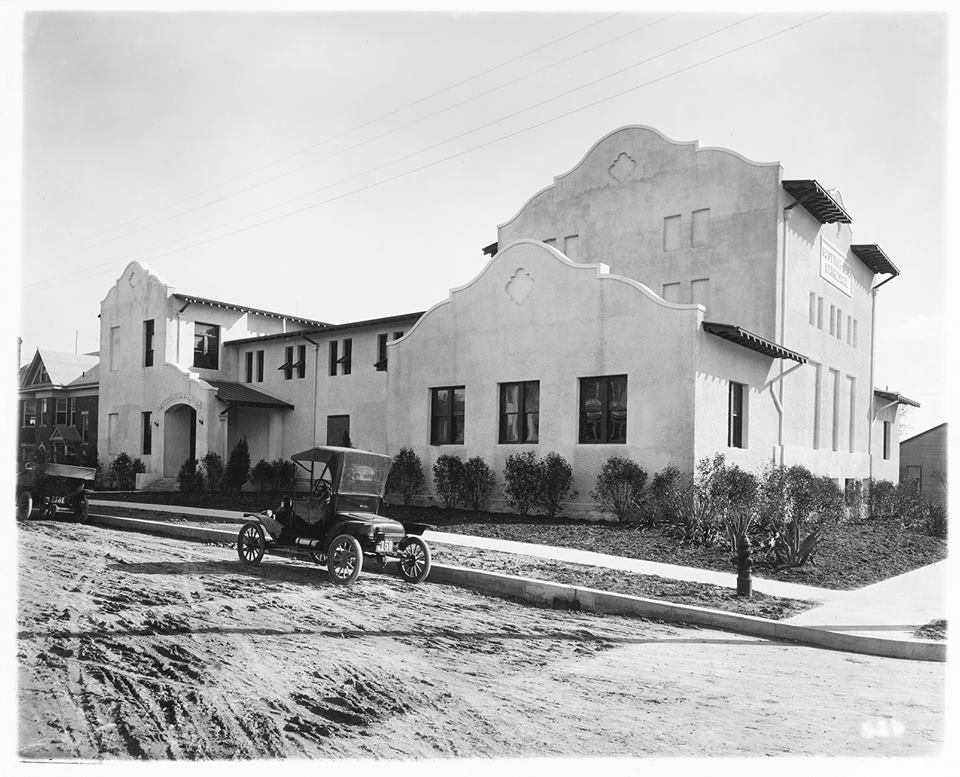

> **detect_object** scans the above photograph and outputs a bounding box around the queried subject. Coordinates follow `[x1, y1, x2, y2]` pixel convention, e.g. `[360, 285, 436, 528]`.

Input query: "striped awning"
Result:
[783, 179, 852, 224]
[850, 244, 899, 277]
[702, 322, 808, 364]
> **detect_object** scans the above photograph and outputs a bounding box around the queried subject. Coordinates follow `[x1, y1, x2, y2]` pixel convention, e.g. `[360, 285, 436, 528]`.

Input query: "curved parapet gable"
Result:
[499, 125, 779, 230]
[100, 260, 175, 308]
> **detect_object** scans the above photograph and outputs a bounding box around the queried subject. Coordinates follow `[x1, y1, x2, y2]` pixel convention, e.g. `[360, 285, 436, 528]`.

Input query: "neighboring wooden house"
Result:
[899, 422, 948, 510]
[18, 349, 99, 466]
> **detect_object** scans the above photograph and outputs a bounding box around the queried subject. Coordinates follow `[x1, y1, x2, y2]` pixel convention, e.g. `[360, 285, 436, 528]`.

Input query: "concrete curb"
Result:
[86, 513, 946, 663]
[90, 500, 247, 521]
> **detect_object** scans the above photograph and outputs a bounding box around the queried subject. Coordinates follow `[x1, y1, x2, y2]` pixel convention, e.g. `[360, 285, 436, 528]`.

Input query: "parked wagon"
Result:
[237, 446, 432, 586]
[16, 462, 97, 523]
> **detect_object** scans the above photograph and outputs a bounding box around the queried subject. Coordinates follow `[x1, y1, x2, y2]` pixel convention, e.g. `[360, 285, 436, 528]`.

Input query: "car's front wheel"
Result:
[327, 534, 363, 585]
[237, 521, 266, 565]
[16, 491, 33, 521]
[397, 536, 431, 584]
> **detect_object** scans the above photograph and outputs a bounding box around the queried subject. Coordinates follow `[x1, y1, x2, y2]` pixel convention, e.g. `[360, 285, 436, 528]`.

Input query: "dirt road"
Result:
[17, 520, 944, 759]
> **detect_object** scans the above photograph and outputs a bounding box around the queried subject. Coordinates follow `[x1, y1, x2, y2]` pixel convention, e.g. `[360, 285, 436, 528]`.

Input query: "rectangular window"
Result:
[852, 320, 858, 349]
[830, 368, 841, 452]
[109, 326, 120, 371]
[329, 340, 338, 377]
[21, 399, 36, 428]
[836, 308, 843, 340]
[579, 375, 627, 444]
[40, 398, 48, 427]
[846, 315, 853, 345]
[847, 376, 856, 453]
[691, 208, 710, 246]
[296, 344, 306, 379]
[142, 411, 152, 455]
[108, 413, 119, 455]
[499, 381, 540, 444]
[256, 350, 264, 382]
[809, 292, 817, 325]
[376, 333, 389, 371]
[143, 319, 155, 367]
[245, 352, 253, 383]
[341, 339, 352, 375]
[68, 397, 77, 426]
[193, 323, 219, 370]
[663, 214, 681, 251]
[80, 410, 90, 443]
[817, 297, 824, 329]
[691, 278, 710, 309]
[281, 345, 294, 380]
[430, 386, 465, 445]
[883, 421, 892, 460]
[563, 234, 580, 261]
[728, 382, 745, 448]
[55, 397, 67, 426]
[829, 305, 836, 336]
[662, 282, 681, 303]
[326, 415, 351, 447]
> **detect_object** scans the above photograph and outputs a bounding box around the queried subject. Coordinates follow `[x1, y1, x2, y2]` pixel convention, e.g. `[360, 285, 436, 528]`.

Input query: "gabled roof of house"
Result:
[21, 349, 99, 390]
[172, 292, 329, 328]
[900, 422, 947, 446]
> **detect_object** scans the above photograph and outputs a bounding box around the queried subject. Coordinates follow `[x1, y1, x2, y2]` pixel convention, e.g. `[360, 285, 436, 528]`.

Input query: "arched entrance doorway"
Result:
[164, 403, 197, 477]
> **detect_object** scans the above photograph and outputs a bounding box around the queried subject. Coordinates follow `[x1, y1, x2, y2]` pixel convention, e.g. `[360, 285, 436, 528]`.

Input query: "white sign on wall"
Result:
[820, 239, 853, 297]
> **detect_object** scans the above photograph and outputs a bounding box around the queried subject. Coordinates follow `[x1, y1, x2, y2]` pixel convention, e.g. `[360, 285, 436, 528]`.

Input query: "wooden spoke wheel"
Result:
[16, 491, 33, 521]
[326, 534, 363, 586]
[397, 536, 432, 584]
[237, 521, 266, 565]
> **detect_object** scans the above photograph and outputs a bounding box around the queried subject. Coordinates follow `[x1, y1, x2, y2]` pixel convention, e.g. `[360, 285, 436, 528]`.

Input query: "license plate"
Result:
[375, 541, 394, 553]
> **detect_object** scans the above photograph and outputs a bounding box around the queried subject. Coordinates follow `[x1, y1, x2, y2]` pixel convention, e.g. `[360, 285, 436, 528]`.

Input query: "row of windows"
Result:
[21, 398, 86, 429]
[808, 293, 858, 347]
[430, 376, 630, 446]
[664, 209, 710, 252]
[542, 234, 580, 261]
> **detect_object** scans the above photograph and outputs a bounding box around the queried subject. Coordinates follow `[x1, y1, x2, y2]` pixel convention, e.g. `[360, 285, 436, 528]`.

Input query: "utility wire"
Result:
[27, 13, 830, 292]
[29, 13, 620, 258]
[26, 14, 754, 289]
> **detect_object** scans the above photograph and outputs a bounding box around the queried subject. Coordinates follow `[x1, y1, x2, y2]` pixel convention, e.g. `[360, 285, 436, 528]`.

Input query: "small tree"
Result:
[503, 451, 542, 517]
[538, 452, 574, 519]
[251, 459, 275, 492]
[201, 452, 225, 492]
[387, 448, 425, 506]
[224, 437, 251, 492]
[459, 456, 495, 512]
[107, 452, 137, 490]
[591, 456, 647, 524]
[177, 458, 205, 494]
[432, 454, 464, 509]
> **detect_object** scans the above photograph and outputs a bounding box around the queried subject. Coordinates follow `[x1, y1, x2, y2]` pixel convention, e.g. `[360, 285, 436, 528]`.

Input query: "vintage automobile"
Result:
[16, 462, 96, 523]
[237, 446, 432, 586]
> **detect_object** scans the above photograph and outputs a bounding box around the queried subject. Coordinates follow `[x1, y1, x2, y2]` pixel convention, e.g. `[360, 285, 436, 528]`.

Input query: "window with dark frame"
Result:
[499, 381, 540, 444]
[55, 397, 67, 426]
[39, 398, 48, 426]
[578, 375, 627, 444]
[22, 399, 36, 428]
[883, 421, 892, 460]
[329, 340, 338, 376]
[80, 411, 89, 443]
[341, 339, 352, 375]
[245, 352, 253, 383]
[68, 398, 77, 426]
[142, 411, 152, 455]
[256, 350, 264, 382]
[326, 415, 350, 447]
[143, 319, 155, 367]
[296, 344, 306, 379]
[193, 322, 219, 369]
[728, 382, 745, 448]
[280, 345, 295, 380]
[430, 386, 465, 445]
[376, 333, 388, 371]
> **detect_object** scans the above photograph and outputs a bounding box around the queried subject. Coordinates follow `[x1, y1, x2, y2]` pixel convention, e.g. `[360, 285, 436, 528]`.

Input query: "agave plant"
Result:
[776, 518, 824, 567]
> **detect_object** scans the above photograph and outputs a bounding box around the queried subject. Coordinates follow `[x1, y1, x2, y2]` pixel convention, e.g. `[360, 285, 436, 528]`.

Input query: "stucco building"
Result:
[96, 126, 917, 511]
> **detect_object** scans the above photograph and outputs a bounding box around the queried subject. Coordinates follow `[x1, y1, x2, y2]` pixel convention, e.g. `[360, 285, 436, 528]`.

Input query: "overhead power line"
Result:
[27, 13, 830, 293]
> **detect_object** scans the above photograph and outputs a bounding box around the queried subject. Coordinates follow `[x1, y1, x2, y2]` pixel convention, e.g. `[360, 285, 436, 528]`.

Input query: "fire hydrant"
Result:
[735, 546, 753, 597]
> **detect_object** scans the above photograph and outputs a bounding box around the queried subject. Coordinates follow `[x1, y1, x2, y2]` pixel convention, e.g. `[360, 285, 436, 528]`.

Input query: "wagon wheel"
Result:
[237, 521, 266, 565]
[326, 534, 363, 586]
[16, 491, 33, 522]
[397, 536, 431, 584]
[75, 494, 90, 524]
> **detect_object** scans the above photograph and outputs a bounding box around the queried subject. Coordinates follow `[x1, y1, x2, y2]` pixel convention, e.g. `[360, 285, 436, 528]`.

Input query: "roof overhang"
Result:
[783, 179, 852, 224]
[873, 389, 920, 408]
[208, 380, 294, 410]
[173, 293, 328, 328]
[850, 244, 899, 277]
[703, 322, 809, 363]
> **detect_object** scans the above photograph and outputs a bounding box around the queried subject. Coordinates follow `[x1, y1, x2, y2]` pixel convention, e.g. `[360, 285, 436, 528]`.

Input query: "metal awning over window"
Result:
[851, 244, 899, 277]
[209, 380, 294, 410]
[873, 389, 920, 408]
[702, 322, 808, 364]
[782, 179, 852, 224]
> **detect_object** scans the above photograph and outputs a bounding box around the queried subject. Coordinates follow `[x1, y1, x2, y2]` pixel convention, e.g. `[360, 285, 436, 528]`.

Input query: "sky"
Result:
[10, 6, 951, 437]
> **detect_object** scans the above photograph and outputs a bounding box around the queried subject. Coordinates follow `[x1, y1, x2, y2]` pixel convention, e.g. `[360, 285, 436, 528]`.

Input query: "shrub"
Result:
[107, 452, 137, 490]
[538, 452, 574, 519]
[458, 456, 496, 512]
[201, 452, 224, 492]
[504, 451, 542, 517]
[867, 479, 899, 521]
[251, 459, 275, 492]
[432, 454, 464, 509]
[591, 456, 647, 524]
[224, 437, 251, 492]
[844, 478, 864, 521]
[274, 458, 297, 493]
[177, 458, 206, 494]
[386, 448, 425, 506]
[921, 503, 948, 539]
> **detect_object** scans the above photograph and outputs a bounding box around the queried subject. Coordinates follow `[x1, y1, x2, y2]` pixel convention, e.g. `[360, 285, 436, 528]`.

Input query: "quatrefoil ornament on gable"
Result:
[608, 152, 637, 184]
[505, 268, 535, 305]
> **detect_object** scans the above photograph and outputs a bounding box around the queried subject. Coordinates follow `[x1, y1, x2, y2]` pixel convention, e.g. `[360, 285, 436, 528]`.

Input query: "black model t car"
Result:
[16, 462, 96, 523]
[237, 446, 431, 586]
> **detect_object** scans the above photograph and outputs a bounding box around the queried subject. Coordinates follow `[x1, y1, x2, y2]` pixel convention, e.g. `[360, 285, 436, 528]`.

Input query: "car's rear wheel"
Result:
[16, 491, 33, 521]
[327, 534, 362, 585]
[397, 536, 431, 584]
[238, 522, 266, 565]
